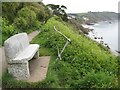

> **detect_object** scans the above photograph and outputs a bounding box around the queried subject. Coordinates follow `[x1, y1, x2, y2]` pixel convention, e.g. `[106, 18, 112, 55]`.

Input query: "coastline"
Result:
[82, 21, 119, 56]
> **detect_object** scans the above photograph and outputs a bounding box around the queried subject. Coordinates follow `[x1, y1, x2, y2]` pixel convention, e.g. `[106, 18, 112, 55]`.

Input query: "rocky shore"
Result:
[82, 23, 119, 56]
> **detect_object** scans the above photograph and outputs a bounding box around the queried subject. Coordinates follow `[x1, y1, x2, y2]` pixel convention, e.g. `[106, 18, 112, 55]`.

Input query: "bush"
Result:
[14, 17, 28, 31]
[2, 18, 16, 35]
[14, 7, 36, 31]
[2, 18, 18, 45]
[2, 2, 19, 23]
[17, 7, 36, 22]
[33, 20, 42, 29]
[23, 2, 52, 22]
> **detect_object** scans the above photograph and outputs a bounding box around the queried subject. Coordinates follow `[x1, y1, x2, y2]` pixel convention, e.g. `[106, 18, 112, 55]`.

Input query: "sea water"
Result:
[82, 20, 118, 51]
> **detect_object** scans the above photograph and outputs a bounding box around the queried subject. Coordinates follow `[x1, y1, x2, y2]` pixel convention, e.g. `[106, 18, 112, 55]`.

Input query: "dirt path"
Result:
[28, 31, 40, 42]
[0, 31, 40, 75]
[26, 56, 51, 82]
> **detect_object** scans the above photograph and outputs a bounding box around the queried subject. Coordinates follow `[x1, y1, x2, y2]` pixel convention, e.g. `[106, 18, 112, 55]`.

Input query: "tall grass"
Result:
[38, 16, 118, 88]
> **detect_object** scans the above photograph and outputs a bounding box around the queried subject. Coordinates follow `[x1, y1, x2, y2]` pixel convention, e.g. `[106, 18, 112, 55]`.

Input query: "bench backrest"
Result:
[4, 33, 29, 60]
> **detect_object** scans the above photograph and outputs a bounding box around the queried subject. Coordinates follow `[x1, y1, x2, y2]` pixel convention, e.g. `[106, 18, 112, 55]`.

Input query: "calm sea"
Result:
[82, 20, 118, 51]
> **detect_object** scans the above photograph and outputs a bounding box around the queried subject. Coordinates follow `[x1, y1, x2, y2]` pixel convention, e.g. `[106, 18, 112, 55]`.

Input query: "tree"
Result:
[2, 2, 20, 23]
[14, 7, 36, 31]
[47, 4, 68, 21]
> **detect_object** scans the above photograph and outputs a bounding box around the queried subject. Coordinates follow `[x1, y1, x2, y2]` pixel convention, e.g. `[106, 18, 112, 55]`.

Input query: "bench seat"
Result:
[8, 44, 39, 64]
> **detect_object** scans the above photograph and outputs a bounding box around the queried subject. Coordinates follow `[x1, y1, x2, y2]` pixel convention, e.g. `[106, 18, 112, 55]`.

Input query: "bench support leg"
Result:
[34, 50, 39, 59]
[8, 62, 30, 80]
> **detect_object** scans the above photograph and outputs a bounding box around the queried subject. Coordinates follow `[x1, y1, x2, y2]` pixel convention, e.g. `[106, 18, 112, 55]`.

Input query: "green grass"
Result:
[34, 17, 118, 88]
[2, 16, 118, 88]
[39, 47, 52, 56]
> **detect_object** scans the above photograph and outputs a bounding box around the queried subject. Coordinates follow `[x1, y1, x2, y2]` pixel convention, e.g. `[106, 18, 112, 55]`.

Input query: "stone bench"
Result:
[4, 33, 39, 80]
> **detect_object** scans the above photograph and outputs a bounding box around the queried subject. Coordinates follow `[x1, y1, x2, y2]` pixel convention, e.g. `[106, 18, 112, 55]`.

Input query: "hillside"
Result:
[3, 16, 118, 88]
[2, 2, 119, 88]
[69, 12, 118, 24]
[32, 17, 118, 88]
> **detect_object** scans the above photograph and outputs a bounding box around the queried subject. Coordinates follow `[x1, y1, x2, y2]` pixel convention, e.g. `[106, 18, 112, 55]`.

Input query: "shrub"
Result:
[17, 7, 36, 22]
[2, 18, 17, 45]
[27, 6, 40, 19]
[22, 2, 52, 22]
[14, 17, 28, 31]
[14, 7, 36, 31]
[33, 20, 42, 29]
[2, 18, 15, 35]
[2, 2, 19, 23]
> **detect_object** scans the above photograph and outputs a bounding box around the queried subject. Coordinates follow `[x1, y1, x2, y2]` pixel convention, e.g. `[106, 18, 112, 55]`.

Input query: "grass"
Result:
[35, 17, 118, 88]
[2, 16, 119, 88]
[39, 47, 52, 56]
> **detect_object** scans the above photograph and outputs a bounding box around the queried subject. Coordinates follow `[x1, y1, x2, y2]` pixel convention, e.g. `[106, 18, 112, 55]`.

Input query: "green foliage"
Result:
[2, 2, 19, 23]
[2, 17, 42, 44]
[76, 12, 118, 23]
[2, 18, 15, 35]
[14, 17, 28, 31]
[2, 2, 52, 41]
[38, 48, 52, 56]
[13, 7, 36, 31]
[47, 4, 68, 21]
[2, 17, 118, 88]
[32, 20, 42, 30]
[23, 2, 52, 22]
[17, 7, 36, 23]
[37, 17, 118, 88]
[12, 3, 51, 32]
[37, 4, 52, 23]
[2, 18, 17, 44]
[13, 6, 42, 33]
[2, 72, 31, 88]
[27, 6, 41, 19]
[70, 71, 118, 88]
[2, 2, 118, 88]
[2, 2, 50, 45]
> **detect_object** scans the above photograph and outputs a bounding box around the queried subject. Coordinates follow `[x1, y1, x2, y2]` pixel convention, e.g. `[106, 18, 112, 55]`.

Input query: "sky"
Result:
[42, 0, 119, 13]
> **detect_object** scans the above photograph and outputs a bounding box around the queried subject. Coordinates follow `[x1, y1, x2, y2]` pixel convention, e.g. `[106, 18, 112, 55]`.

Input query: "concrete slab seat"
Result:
[4, 33, 39, 80]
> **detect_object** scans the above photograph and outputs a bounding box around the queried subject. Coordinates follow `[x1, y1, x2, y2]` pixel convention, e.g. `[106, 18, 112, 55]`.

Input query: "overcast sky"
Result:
[43, 0, 119, 13]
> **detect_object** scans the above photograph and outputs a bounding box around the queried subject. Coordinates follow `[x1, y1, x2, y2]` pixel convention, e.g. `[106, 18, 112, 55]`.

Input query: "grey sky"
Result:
[43, 0, 119, 13]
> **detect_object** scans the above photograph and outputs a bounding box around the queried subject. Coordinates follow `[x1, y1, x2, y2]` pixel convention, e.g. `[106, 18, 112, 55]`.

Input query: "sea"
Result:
[82, 20, 118, 51]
